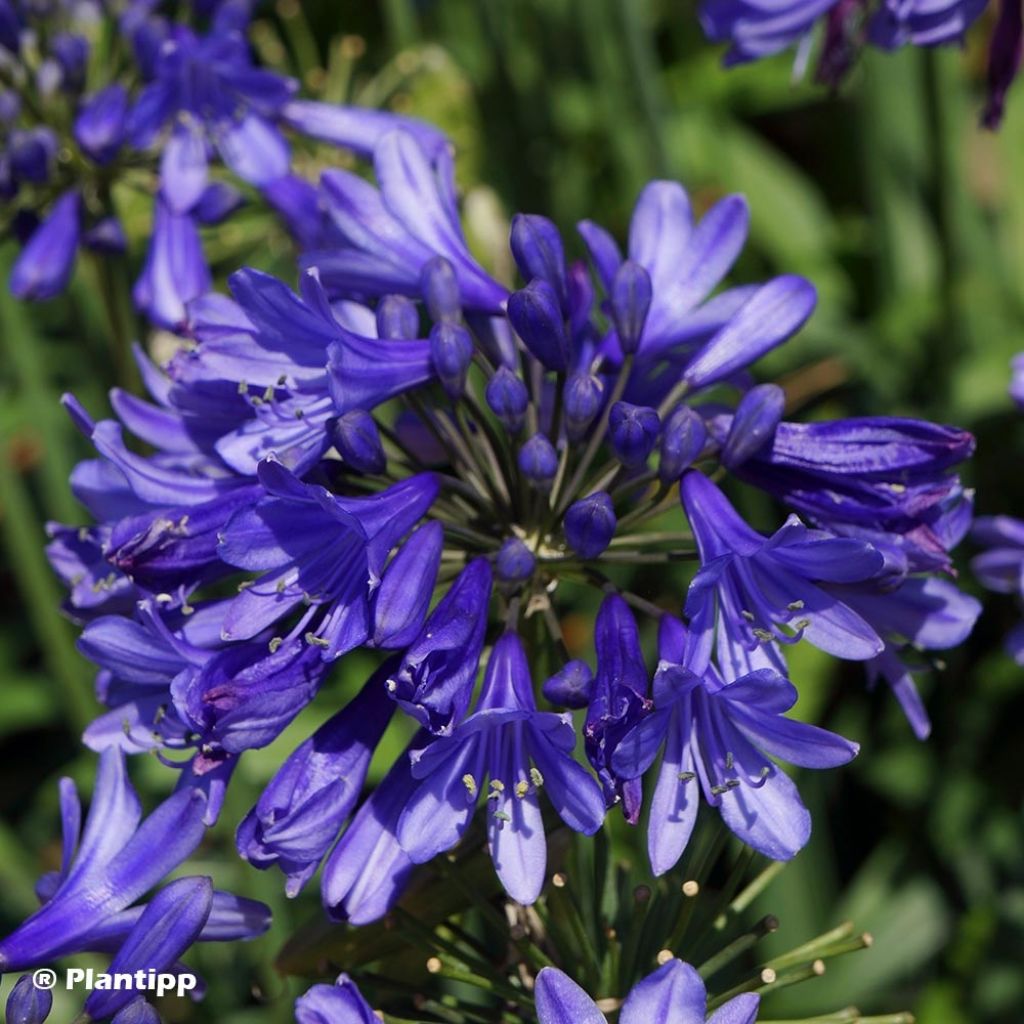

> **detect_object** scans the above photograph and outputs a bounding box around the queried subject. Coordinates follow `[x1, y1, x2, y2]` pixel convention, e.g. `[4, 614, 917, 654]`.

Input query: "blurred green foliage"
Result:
[2, 1, 1023, 1021]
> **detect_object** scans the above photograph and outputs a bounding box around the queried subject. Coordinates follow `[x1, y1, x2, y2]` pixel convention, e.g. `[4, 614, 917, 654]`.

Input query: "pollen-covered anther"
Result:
[529, 767, 544, 788]
[462, 774, 478, 798]
[515, 780, 530, 798]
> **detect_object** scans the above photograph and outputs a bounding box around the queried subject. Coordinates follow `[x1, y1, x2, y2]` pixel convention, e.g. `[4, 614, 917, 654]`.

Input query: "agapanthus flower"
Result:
[0, 748, 269, 1018]
[971, 514, 1024, 662]
[0, 0, 445, 309]
[535, 959, 760, 1024]
[699, 0, 989, 93]
[613, 615, 858, 871]
[48, 125, 975, 926]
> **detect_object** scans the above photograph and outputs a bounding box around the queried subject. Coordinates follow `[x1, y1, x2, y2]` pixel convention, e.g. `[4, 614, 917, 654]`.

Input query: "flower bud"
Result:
[194, 182, 246, 226]
[563, 373, 604, 441]
[82, 216, 127, 254]
[111, 998, 160, 1024]
[542, 659, 594, 709]
[659, 405, 707, 482]
[496, 537, 535, 583]
[10, 190, 80, 300]
[9, 127, 56, 183]
[485, 366, 529, 433]
[430, 322, 474, 398]
[610, 260, 652, 354]
[331, 410, 387, 475]
[507, 278, 570, 372]
[608, 401, 660, 469]
[74, 84, 128, 166]
[5, 975, 52, 1024]
[722, 383, 784, 469]
[52, 33, 88, 92]
[564, 491, 616, 559]
[510, 213, 567, 306]
[421, 255, 460, 323]
[377, 294, 420, 340]
[518, 433, 559, 489]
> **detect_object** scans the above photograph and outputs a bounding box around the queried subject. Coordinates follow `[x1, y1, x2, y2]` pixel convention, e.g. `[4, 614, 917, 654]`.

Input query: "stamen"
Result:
[462, 774, 478, 798]
[529, 767, 544, 788]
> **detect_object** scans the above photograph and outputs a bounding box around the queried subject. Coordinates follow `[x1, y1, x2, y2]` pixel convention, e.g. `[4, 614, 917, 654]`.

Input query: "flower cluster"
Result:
[0, 0, 442, 316]
[24, 115, 978, 966]
[296, 959, 759, 1024]
[0, 747, 270, 1022]
[700, 0, 1018, 126]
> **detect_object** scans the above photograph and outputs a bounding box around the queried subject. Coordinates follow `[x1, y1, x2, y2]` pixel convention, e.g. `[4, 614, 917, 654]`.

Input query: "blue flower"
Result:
[395, 632, 606, 904]
[699, 0, 839, 66]
[0, 749, 269, 994]
[870, 0, 987, 49]
[535, 958, 760, 1024]
[681, 469, 886, 678]
[613, 616, 858, 871]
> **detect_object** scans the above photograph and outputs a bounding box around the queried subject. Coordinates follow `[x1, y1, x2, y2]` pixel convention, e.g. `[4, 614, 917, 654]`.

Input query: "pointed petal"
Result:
[534, 968, 607, 1024]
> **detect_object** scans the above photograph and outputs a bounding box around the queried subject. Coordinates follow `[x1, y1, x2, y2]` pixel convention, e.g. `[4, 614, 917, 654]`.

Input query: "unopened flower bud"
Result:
[507, 278, 570, 372]
[377, 294, 420, 340]
[542, 659, 594, 709]
[331, 409, 387, 475]
[486, 366, 529, 433]
[510, 213, 567, 305]
[564, 373, 604, 441]
[5, 974, 52, 1024]
[564, 491, 616, 558]
[518, 433, 559, 489]
[10, 127, 56, 183]
[421, 255, 460, 323]
[496, 537, 535, 583]
[430, 322, 473, 398]
[610, 260, 652, 355]
[722, 384, 785, 469]
[659, 405, 707, 482]
[74, 84, 128, 166]
[608, 401, 660, 469]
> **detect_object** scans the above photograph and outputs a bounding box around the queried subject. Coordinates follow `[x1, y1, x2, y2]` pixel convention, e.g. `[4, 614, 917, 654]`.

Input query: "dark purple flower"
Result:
[508, 278, 571, 371]
[564, 491, 617, 559]
[699, 1, 838, 65]
[659, 404, 707, 481]
[608, 401, 660, 469]
[983, 0, 1023, 128]
[486, 365, 530, 433]
[386, 558, 492, 735]
[74, 84, 129, 165]
[397, 632, 605, 904]
[496, 536, 536, 582]
[972, 515, 1024, 663]
[518, 433, 559, 489]
[585, 594, 651, 823]
[5, 974, 52, 1024]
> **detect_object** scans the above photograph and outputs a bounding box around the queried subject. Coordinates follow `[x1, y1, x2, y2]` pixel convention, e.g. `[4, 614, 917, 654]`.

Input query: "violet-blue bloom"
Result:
[699, 0, 839, 65]
[397, 632, 605, 904]
[613, 615, 858, 870]
[681, 470, 886, 678]
[535, 958, 760, 1024]
[0, 748, 269, 975]
[870, 0, 987, 48]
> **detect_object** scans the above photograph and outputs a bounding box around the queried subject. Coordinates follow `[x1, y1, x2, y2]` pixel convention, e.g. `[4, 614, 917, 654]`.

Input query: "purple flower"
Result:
[699, 0, 840, 65]
[681, 470, 886, 678]
[396, 632, 605, 904]
[613, 615, 857, 870]
[585, 595, 652, 823]
[983, 0, 1023, 128]
[705, 414, 975, 572]
[972, 515, 1024, 663]
[308, 131, 508, 313]
[579, 181, 817, 407]
[870, 0, 987, 49]
[9, 190, 80, 300]
[295, 974, 379, 1024]
[535, 958, 760, 1024]
[217, 458, 438, 658]
[236, 661, 396, 896]
[0, 748, 269, 980]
